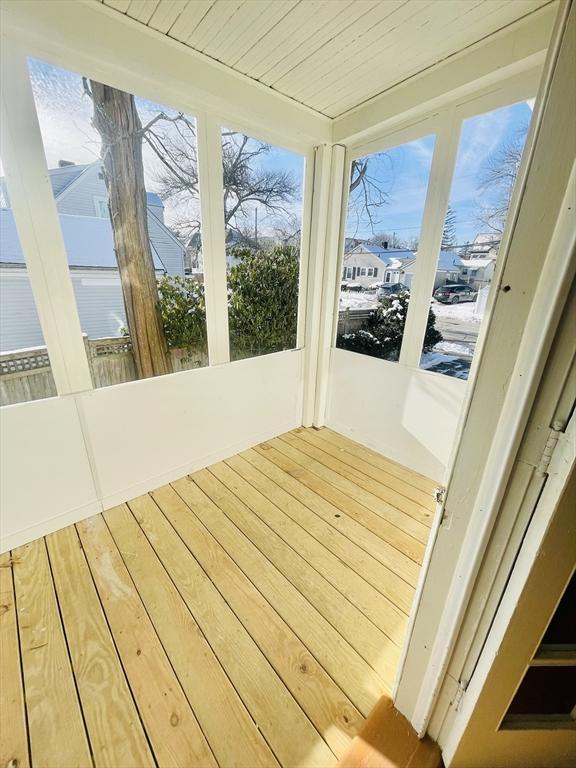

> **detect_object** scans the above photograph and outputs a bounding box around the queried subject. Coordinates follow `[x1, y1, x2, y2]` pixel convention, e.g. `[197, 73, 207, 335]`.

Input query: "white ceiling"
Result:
[99, 0, 553, 118]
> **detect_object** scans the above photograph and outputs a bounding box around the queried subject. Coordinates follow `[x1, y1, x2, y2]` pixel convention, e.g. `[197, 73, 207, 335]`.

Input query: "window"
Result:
[94, 196, 108, 218]
[29, 57, 207, 388]
[0, 156, 57, 406]
[221, 128, 305, 361]
[337, 134, 435, 361]
[420, 101, 532, 380]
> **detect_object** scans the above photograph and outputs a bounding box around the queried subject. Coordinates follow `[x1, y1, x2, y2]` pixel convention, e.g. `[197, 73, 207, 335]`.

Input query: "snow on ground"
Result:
[430, 300, 482, 322]
[435, 340, 475, 356]
[339, 291, 378, 310]
[339, 291, 484, 321]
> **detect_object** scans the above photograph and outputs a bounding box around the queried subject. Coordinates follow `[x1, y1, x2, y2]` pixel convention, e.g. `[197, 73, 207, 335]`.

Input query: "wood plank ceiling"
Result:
[98, 0, 552, 118]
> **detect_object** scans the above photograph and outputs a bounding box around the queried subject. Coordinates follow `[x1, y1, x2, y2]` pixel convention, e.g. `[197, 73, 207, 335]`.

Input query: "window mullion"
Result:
[196, 112, 230, 366]
[399, 109, 461, 368]
[0, 40, 92, 395]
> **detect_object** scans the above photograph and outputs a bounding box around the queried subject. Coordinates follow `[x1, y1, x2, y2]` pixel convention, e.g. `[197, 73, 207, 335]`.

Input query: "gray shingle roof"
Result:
[0, 208, 165, 270]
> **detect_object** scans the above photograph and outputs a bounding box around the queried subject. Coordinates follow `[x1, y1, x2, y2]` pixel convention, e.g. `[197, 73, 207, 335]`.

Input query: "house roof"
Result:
[0, 208, 165, 271]
[48, 163, 87, 196]
[348, 242, 417, 262]
[2, 162, 166, 209]
[459, 257, 493, 268]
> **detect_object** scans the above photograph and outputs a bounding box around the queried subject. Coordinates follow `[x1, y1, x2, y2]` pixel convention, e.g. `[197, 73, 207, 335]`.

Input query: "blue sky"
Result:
[27, 57, 304, 236]
[24, 57, 529, 245]
[346, 100, 532, 245]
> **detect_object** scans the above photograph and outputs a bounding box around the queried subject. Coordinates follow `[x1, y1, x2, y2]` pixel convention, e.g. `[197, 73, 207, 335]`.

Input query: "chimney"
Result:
[58, 160, 75, 167]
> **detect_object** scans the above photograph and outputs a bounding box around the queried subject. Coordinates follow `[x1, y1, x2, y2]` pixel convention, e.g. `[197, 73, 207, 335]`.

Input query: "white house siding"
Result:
[56, 165, 107, 217]
[0, 268, 46, 352]
[341, 251, 383, 288]
[0, 267, 129, 352]
[70, 270, 128, 339]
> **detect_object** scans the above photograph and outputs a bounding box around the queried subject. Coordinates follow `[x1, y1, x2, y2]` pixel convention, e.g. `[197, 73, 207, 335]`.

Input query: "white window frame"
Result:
[93, 195, 108, 218]
[1, 10, 316, 386]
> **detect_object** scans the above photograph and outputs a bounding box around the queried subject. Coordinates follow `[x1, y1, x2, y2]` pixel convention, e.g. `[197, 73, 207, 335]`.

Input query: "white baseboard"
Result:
[1, 499, 103, 553]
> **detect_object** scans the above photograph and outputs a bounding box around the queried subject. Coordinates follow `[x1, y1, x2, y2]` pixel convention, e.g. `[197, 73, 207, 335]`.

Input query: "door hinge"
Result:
[535, 421, 565, 477]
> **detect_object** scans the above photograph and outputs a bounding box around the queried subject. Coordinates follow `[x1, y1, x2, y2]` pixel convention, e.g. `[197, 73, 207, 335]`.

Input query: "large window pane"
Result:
[337, 135, 436, 362]
[0, 157, 57, 406]
[220, 129, 305, 361]
[420, 101, 532, 380]
[29, 57, 207, 388]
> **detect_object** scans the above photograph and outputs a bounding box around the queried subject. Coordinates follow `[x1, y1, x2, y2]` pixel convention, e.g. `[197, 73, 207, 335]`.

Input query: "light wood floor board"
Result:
[292, 428, 435, 521]
[253, 443, 420, 590]
[210, 459, 404, 657]
[271, 436, 428, 556]
[46, 525, 154, 768]
[224, 452, 409, 644]
[103, 503, 280, 768]
[318, 428, 438, 496]
[172, 473, 380, 720]
[12, 538, 92, 768]
[237, 448, 415, 614]
[0, 552, 29, 768]
[2, 427, 435, 768]
[137, 487, 340, 767]
[77, 514, 217, 768]
[192, 467, 397, 691]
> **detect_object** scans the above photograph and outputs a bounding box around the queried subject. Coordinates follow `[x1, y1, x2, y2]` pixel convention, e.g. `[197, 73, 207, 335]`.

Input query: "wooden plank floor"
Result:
[1, 427, 437, 768]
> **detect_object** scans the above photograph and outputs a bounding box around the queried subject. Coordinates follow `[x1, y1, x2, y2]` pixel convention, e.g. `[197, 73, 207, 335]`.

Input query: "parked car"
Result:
[368, 281, 386, 290]
[377, 282, 409, 300]
[434, 284, 477, 304]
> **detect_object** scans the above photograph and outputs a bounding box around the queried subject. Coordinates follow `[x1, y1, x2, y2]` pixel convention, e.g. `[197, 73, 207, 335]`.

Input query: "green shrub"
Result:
[337, 291, 442, 360]
[228, 245, 299, 358]
[157, 275, 207, 355]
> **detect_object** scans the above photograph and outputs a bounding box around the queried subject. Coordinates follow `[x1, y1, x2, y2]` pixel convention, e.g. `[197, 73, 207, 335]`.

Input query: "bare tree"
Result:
[85, 79, 171, 379]
[477, 127, 527, 233]
[144, 118, 298, 242]
[347, 154, 391, 236]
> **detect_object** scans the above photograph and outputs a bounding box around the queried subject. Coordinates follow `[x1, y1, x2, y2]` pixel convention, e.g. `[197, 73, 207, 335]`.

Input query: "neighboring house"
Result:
[458, 256, 496, 289]
[458, 234, 500, 289]
[382, 252, 417, 286]
[404, 250, 461, 290]
[342, 243, 415, 288]
[0, 160, 186, 353]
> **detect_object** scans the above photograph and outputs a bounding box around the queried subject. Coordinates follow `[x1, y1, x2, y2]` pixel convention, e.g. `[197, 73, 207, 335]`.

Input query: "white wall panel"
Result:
[0, 350, 304, 552]
[0, 396, 100, 551]
[78, 349, 304, 508]
[326, 348, 466, 482]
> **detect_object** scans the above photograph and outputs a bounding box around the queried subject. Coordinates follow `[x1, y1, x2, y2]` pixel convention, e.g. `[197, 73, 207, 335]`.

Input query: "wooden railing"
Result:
[0, 336, 208, 406]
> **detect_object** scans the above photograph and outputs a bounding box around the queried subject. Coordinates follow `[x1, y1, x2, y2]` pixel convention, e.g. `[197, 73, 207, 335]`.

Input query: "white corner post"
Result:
[399, 109, 460, 368]
[196, 112, 230, 366]
[0, 38, 92, 395]
[313, 144, 347, 426]
[302, 144, 333, 426]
